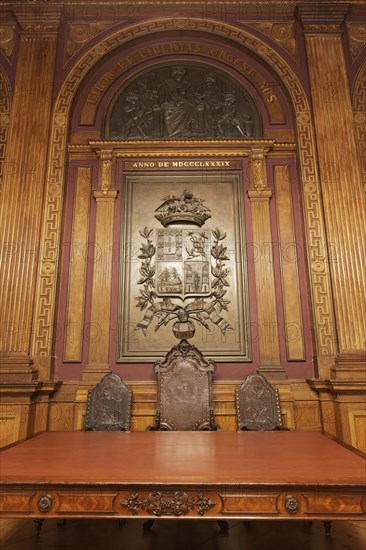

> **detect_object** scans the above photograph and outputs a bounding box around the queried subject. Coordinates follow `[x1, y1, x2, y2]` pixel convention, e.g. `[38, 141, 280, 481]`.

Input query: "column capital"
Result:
[247, 188, 273, 202]
[248, 146, 271, 192]
[93, 189, 118, 201]
[297, 3, 349, 35]
[14, 6, 62, 37]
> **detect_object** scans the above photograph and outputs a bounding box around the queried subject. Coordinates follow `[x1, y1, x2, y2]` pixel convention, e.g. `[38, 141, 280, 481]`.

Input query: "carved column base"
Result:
[257, 364, 287, 380]
[0, 354, 38, 383]
[331, 353, 366, 381]
[82, 363, 111, 383]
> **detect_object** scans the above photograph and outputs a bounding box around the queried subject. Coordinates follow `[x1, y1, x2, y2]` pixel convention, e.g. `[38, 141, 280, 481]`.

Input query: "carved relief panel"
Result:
[104, 64, 262, 140]
[118, 171, 250, 362]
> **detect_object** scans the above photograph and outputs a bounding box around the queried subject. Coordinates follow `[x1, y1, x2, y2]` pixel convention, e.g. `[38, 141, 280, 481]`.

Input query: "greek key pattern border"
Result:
[353, 61, 366, 192]
[33, 17, 336, 357]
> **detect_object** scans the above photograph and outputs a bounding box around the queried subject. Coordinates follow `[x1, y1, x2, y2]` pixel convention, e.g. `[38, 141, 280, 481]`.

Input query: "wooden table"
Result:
[1, 431, 365, 532]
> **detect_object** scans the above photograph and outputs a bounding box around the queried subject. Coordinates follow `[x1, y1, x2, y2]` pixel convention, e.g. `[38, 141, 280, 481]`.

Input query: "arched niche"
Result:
[103, 62, 263, 140]
[68, 31, 294, 144]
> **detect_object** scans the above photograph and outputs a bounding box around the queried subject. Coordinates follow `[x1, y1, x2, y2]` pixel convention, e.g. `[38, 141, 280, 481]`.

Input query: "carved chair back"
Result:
[85, 372, 132, 431]
[151, 339, 218, 431]
[236, 372, 283, 431]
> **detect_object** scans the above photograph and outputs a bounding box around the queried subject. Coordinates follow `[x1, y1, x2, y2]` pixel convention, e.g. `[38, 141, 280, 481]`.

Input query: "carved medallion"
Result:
[37, 494, 53, 513]
[121, 491, 215, 516]
[284, 495, 300, 514]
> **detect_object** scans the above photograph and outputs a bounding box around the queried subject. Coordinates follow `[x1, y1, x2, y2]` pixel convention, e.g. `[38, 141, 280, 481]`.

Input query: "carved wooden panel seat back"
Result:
[236, 372, 283, 431]
[85, 372, 132, 431]
[150, 339, 219, 431]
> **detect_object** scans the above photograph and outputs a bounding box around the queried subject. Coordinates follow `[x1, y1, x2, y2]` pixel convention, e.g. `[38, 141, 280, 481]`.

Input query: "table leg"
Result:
[34, 519, 44, 535]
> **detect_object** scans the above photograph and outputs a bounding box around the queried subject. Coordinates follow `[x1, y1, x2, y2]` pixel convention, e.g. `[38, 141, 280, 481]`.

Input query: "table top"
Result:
[1, 431, 365, 486]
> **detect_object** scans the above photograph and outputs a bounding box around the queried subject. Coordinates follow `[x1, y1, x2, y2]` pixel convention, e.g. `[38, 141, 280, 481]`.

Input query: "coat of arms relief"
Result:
[136, 190, 232, 340]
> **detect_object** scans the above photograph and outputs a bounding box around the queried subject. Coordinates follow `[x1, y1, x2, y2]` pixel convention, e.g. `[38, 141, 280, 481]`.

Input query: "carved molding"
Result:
[298, 4, 349, 34]
[346, 24, 366, 62]
[245, 22, 298, 61]
[33, 17, 336, 370]
[121, 491, 216, 516]
[14, 6, 62, 36]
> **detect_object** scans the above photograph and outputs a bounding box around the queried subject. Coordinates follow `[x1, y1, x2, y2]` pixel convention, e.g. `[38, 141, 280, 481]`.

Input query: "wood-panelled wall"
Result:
[0, 2, 365, 456]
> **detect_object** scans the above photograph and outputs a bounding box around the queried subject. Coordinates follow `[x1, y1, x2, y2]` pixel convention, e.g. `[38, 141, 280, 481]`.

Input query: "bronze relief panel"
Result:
[118, 171, 251, 362]
[105, 64, 262, 140]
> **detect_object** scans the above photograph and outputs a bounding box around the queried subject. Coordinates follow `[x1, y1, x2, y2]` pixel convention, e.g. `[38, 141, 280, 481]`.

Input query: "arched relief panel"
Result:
[68, 33, 294, 143]
[34, 17, 335, 380]
[103, 62, 263, 140]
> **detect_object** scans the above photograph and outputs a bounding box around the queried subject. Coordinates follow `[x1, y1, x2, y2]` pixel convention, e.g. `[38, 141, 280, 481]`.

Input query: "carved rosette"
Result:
[284, 495, 300, 514]
[37, 494, 54, 513]
[121, 491, 215, 516]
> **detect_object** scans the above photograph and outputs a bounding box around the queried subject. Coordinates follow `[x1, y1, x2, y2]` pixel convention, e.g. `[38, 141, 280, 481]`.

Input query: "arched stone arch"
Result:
[32, 17, 336, 365]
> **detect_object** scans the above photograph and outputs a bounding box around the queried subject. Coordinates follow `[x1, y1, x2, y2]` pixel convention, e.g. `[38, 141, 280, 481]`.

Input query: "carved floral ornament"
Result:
[122, 491, 215, 516]
[136, 190, 232, 340]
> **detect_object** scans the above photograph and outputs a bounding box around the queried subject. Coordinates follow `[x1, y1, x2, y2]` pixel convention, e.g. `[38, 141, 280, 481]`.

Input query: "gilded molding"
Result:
[297, 4, 348, 35]
[14, 6, 62, 37]
[33, 16, 336, 363]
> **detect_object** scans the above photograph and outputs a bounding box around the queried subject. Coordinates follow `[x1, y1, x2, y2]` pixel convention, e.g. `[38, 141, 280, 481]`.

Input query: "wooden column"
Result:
[0, 8, 61, 382]
[247, 149, 286, 379]
[82, 151, 117, 383]
[299, 4, 366, 379]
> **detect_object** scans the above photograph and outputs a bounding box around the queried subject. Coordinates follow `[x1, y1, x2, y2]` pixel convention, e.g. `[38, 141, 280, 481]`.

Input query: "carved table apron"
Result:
[0, 431, 365, 522]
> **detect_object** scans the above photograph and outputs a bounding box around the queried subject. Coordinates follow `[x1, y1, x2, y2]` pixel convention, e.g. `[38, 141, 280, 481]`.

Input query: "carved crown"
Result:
[154, 189, 211, 227]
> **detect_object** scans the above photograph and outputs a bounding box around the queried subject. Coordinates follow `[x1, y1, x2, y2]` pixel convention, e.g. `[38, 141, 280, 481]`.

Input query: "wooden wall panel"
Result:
[0, 408, 21, 448]
[63, 167, 91, 362]
[348, 411, 366, 453]
[274, 165, 305, 361]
